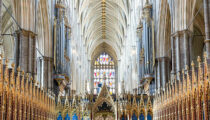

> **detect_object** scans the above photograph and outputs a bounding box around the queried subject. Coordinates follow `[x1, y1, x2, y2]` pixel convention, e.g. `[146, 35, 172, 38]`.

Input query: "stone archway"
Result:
[90, 42, 119, 95]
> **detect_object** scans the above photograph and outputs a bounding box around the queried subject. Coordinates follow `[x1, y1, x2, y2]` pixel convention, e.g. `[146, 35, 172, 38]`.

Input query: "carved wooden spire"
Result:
[10, 63, 15, 87]
[191, 61, 196, 93]
[186, 65, 191, 94]
[21, 71, 25, 93]
[197, 56, 202, 90]
[182, 69, 186, 93]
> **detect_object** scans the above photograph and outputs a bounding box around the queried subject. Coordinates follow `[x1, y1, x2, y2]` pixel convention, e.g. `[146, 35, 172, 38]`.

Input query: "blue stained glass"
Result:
[132, 113, 137, 120]
[112, 71, 115, 77]
[139, 113, 144, 120]
[98, 83, 102, 87]
[72, 113, 78, 120]
[147, 114, 152, 120]
[121, 117, 125, 120]
[93, 52, 115, 94]
[97, 88, 100, 93]
[65, 114, 70, 120]
[57, 112, 63, 120]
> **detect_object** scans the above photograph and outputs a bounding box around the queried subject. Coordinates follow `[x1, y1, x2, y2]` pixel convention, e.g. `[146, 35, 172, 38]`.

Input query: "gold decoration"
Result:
[0, 58, 56, 120]
[153, 55, 210, 120]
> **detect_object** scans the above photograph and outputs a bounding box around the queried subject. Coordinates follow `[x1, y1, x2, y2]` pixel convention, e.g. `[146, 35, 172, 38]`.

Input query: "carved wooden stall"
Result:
[153, 55, 210, 120]
[0, 56, 57, 120]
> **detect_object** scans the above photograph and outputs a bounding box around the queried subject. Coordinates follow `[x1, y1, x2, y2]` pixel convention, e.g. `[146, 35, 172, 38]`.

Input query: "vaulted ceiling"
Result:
[78, 0, 130, 57]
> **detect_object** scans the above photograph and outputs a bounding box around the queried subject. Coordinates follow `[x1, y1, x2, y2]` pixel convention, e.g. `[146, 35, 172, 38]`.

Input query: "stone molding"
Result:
[55, 3, 65, 9]
[16, 29, 37, 38]
[171, 29, 193, 38]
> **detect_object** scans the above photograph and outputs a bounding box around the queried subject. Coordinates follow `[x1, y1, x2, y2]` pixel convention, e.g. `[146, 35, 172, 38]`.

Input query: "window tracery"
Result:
[93, 52, 115, 95]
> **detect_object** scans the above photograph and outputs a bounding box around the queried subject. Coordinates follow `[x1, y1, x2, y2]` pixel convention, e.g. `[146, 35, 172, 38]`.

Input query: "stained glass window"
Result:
[93, 52, 115, 95]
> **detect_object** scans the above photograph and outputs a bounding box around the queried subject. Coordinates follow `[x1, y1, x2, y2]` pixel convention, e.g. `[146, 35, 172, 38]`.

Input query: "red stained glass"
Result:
[93, 52, 115, 95]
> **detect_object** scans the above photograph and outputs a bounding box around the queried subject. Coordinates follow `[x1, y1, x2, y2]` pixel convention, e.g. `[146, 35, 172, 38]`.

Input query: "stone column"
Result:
[179, 30, 192, 69]
[160, 57, 169, 90]
[156, 58, 161, 93]
[175, 33, 181, 80]
[15, 29, 36, 77]
[43, 56, 53, 91]
[171, 30, 191, 81]
[183, 30, 190, 67]
[203, 0, 210, 57]
[171, 36, 176, 79]
[156, 57, 170, 92]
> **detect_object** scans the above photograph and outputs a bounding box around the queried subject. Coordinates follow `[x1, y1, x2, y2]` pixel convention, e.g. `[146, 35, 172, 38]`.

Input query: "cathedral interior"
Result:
[0, 0, 209, 119]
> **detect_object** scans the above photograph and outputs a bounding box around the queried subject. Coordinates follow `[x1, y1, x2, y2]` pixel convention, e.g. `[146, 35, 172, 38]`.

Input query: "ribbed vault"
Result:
[79, 0, 129, 56]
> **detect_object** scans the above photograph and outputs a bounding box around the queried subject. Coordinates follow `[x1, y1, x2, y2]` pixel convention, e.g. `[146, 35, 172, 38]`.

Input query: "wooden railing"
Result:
[0, 57, 57, 120]
[153, 54, 210, 120]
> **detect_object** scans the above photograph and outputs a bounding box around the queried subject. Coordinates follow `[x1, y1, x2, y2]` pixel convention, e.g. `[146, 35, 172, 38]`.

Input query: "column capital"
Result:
[43, 56, 53, 62]
[204, 39, 210, 43]
[55, 3, 65, 9]
[171, 29, 193, 37]
[16, 29, 37, 38]
[156, 57, 170, 61]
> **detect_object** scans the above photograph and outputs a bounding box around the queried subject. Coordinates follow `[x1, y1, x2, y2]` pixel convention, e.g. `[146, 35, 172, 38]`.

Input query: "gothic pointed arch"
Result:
[92, 84, 115, 119]
[91, 42, 118, 95]
[191, 0, 205, 63]
[157, 0, 171, 57]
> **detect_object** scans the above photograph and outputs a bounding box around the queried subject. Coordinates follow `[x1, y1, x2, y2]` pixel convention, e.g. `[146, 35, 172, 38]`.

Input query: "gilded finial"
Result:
[185, 65, 189, 70]
[22, 71, 25, 75]
[30, 76, 33, 82]
[21, 71, 25, 92]
[11, 63, 15, 68]
[203, 52, 208, 79]
[191, 61, 195, 67]
[16, 67, 21, 92]
[197, 56, 201, 62]
[4, 59, 9, 80]
[25, 73, 30, 94]
[30, 77, 33, 96]
[191, 61, 196, 93]
[5, 59, 8, 65]
[186, 66, 191, 94]
[17, 66, 21, 72]
[10, 63, 15, 89]
[182, 69, 185, 74]
[197, 56, 203, 90]
[182, 69, 186, 93]
[179, 80, 182, 95]
[32, 79, 36, 98]
[203, 52, 207, 59]
[175, 78, 178, 97]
